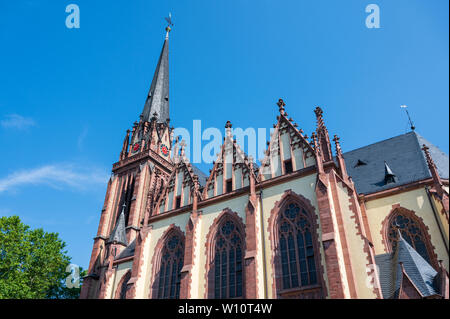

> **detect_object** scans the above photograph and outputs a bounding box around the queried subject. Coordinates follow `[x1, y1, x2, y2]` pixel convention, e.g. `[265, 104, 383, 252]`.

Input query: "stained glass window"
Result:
[278, 203, 317, 290]
[157, 234, 184, 299]
[213, 219, 244, 298]
[387, 213, 431, 263]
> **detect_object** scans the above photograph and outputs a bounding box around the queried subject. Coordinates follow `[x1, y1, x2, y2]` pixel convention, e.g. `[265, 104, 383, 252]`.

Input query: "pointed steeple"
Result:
[384, 161, 397, 184]
[141, 21, 171, 123]
[107, 205, 128, 246]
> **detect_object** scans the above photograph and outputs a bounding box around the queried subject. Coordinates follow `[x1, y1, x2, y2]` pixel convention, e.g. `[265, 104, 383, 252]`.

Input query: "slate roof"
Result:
[343, 131, 449, 195]
[115, 239, 136, 260]
[191, 164, 208, 187]
[375, 233, 439, 299]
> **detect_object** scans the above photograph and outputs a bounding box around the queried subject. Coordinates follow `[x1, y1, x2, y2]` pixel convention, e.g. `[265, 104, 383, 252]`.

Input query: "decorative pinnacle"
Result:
[277, 98, 286, 115]
[314, 106, 323, 118]
[333, 135, 342, 155]
[179, 140, 187, 156]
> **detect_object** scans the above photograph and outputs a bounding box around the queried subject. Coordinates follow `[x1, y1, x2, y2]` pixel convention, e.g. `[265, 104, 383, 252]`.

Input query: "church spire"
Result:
[141, 16, 172, 123]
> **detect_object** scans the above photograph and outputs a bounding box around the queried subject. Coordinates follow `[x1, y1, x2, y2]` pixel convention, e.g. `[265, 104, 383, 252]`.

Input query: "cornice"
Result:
[112, 149, 174, 174]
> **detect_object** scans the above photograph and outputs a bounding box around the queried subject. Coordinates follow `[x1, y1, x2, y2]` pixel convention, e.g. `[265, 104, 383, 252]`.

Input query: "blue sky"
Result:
[0, 0, 448, 269]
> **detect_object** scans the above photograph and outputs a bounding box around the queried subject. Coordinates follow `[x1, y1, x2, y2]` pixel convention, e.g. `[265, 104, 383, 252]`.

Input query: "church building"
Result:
[80, 24, 449, 299]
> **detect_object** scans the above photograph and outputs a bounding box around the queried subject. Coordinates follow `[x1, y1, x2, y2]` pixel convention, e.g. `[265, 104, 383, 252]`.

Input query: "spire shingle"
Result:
[141, 31, 170, 123]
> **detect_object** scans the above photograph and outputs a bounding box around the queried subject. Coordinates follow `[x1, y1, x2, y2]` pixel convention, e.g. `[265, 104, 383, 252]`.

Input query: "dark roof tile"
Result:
[344, 131, 449, 195]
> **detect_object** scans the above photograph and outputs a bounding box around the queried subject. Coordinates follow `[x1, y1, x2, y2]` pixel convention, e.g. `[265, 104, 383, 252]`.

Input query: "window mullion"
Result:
[293, 230, 301, 287]
[227, 244, 230, 299]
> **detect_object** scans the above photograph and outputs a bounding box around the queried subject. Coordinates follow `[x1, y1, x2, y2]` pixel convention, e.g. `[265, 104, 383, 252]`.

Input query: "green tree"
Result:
[0, 215, 82, 299]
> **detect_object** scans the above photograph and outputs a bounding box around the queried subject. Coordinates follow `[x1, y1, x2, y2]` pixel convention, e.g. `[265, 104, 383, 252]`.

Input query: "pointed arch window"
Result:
[278, 203, 318, 290]
[211, 218, 244, 299]
[116, 271, 131, 299]
[156, 233, 184, 299]
[387, 211, 433, 264]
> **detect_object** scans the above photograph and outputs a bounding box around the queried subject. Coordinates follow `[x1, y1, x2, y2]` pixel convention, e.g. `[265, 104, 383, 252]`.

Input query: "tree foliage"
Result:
[0, 216, 83, 299]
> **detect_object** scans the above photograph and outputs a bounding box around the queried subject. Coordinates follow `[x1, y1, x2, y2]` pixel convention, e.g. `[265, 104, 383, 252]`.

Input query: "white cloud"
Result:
[1, 114, 36, 130]
[0, 164, 109, 193]
[77, 126, 89, 150]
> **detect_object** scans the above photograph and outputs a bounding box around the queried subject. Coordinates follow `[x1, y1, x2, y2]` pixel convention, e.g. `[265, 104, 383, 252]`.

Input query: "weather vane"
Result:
[165, 13, 173, 33]
[400, 105, 415, 131]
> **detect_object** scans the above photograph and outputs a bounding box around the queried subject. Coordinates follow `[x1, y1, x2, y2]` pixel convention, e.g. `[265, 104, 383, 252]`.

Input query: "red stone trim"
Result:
[203, 208, 246, 299]
[340, 177, 382, 298]
[98, 267, 115, 299]
[180, 213, 201, 299]
[267, 189, 326, 299]
[381, 205, 439, 269]
[360, 178, 436, 201]
[148, 224, 185, 299]
[127, 171, 141, 242]
[148, 165, 317, 224]
[125, 225, 152, 299]
[112, 256, 134, 265]
[112, 148, 174, 174]
[244, 199, 259, 298]
[114, 270, 132, 299]
[398, 266, 423, 299]
[316, 177, 348, 299]
[328, 173, 358, 298]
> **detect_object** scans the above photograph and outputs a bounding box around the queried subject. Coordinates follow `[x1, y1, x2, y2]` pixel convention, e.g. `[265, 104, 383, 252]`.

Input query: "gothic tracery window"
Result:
[157, 233, 184, 299]
[278, 203, 318, 290]
[387, 212, 432, 263]
[212, 218, 244, 299]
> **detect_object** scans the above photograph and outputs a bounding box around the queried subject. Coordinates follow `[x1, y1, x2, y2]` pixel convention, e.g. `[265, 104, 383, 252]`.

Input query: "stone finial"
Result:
[333, 134, 349, 180]
[225, 121, 233, 140]
[314, 106, 326, 127]
[314, 106, 323, 119]
[277, 98, 286, 115]
[179, 140, 186, 157]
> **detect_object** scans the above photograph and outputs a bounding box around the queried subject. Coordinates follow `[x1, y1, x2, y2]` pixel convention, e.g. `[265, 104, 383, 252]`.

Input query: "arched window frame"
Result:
[268, 190, 324, 299]
[382, 206, 438, 269]
[114, 270, 131, 299]
[204, 208, 246, 299]
[149, 224, 185, 299]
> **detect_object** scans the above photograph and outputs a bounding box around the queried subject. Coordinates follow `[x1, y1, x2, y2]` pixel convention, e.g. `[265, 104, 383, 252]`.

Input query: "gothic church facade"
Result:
[80, 26, 449, 299]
